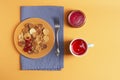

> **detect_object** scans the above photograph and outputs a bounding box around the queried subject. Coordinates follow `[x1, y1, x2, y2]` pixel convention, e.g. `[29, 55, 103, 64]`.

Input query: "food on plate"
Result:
[18, 23, 49, 54]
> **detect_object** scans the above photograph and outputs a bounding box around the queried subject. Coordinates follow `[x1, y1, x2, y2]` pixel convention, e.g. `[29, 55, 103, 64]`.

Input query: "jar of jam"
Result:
[68, 10, 86, 27]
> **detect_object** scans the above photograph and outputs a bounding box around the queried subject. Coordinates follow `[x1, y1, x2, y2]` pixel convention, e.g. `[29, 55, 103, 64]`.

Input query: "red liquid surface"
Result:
[71, 39, 87, 55]
[69, 11, 85, 27]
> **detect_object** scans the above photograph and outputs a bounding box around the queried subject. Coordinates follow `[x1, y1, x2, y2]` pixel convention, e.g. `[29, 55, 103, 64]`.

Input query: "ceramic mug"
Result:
[69, 38, 94, 57]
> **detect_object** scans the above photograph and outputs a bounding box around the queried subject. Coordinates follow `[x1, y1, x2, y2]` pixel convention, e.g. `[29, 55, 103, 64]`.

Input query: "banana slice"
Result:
[29, 28, 36, 34]
[43, 28, 49, 35]
[43, 36, 49, 43]
[32, 32, 37, 39]
[24, 32, 31, 40]
[18, 32, 24, 41]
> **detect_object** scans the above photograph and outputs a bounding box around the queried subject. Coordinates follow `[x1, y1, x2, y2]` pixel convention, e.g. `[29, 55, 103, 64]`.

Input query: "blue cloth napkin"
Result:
[20, 6, 64, 70]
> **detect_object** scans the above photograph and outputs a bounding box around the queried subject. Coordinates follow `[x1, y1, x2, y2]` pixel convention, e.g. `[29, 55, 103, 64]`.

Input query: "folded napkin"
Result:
[20, 6, 64, 70]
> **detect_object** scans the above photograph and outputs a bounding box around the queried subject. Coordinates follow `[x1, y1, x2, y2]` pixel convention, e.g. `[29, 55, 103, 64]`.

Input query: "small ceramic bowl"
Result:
[68, 10, 86, 27]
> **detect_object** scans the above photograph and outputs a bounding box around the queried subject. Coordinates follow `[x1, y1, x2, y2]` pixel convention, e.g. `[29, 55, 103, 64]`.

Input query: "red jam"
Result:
[68, 10, 85, 27]
[71, 39, 87, 55]
[23, 39, 32, 52]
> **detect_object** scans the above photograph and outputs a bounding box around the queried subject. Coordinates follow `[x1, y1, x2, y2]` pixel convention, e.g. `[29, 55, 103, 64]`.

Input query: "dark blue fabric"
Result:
[20, 6, 64, 70]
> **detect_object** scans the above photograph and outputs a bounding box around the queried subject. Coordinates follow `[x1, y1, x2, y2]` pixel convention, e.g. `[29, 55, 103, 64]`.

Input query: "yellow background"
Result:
[0, 0, 120, 80]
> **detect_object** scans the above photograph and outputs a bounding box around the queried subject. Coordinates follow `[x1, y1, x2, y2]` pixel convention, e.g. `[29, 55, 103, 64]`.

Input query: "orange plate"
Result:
[14, 18, 55, 59]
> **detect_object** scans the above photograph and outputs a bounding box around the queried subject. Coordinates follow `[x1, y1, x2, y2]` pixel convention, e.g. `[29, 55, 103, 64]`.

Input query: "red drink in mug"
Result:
[69, 38, 94, 57]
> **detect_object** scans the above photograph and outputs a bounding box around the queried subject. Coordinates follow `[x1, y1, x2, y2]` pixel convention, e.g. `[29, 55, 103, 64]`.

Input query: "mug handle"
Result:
[88, 44, 94, 48]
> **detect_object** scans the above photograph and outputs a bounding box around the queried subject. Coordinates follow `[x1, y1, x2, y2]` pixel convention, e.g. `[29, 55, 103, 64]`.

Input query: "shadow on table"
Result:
[64, 40, 72, 56]
[64, 9, 73, 56]
[64, 9, 71, 27]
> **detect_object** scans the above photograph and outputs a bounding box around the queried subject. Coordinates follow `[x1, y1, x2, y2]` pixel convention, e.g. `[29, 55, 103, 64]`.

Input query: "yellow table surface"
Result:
[0, 0, 120, 80]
